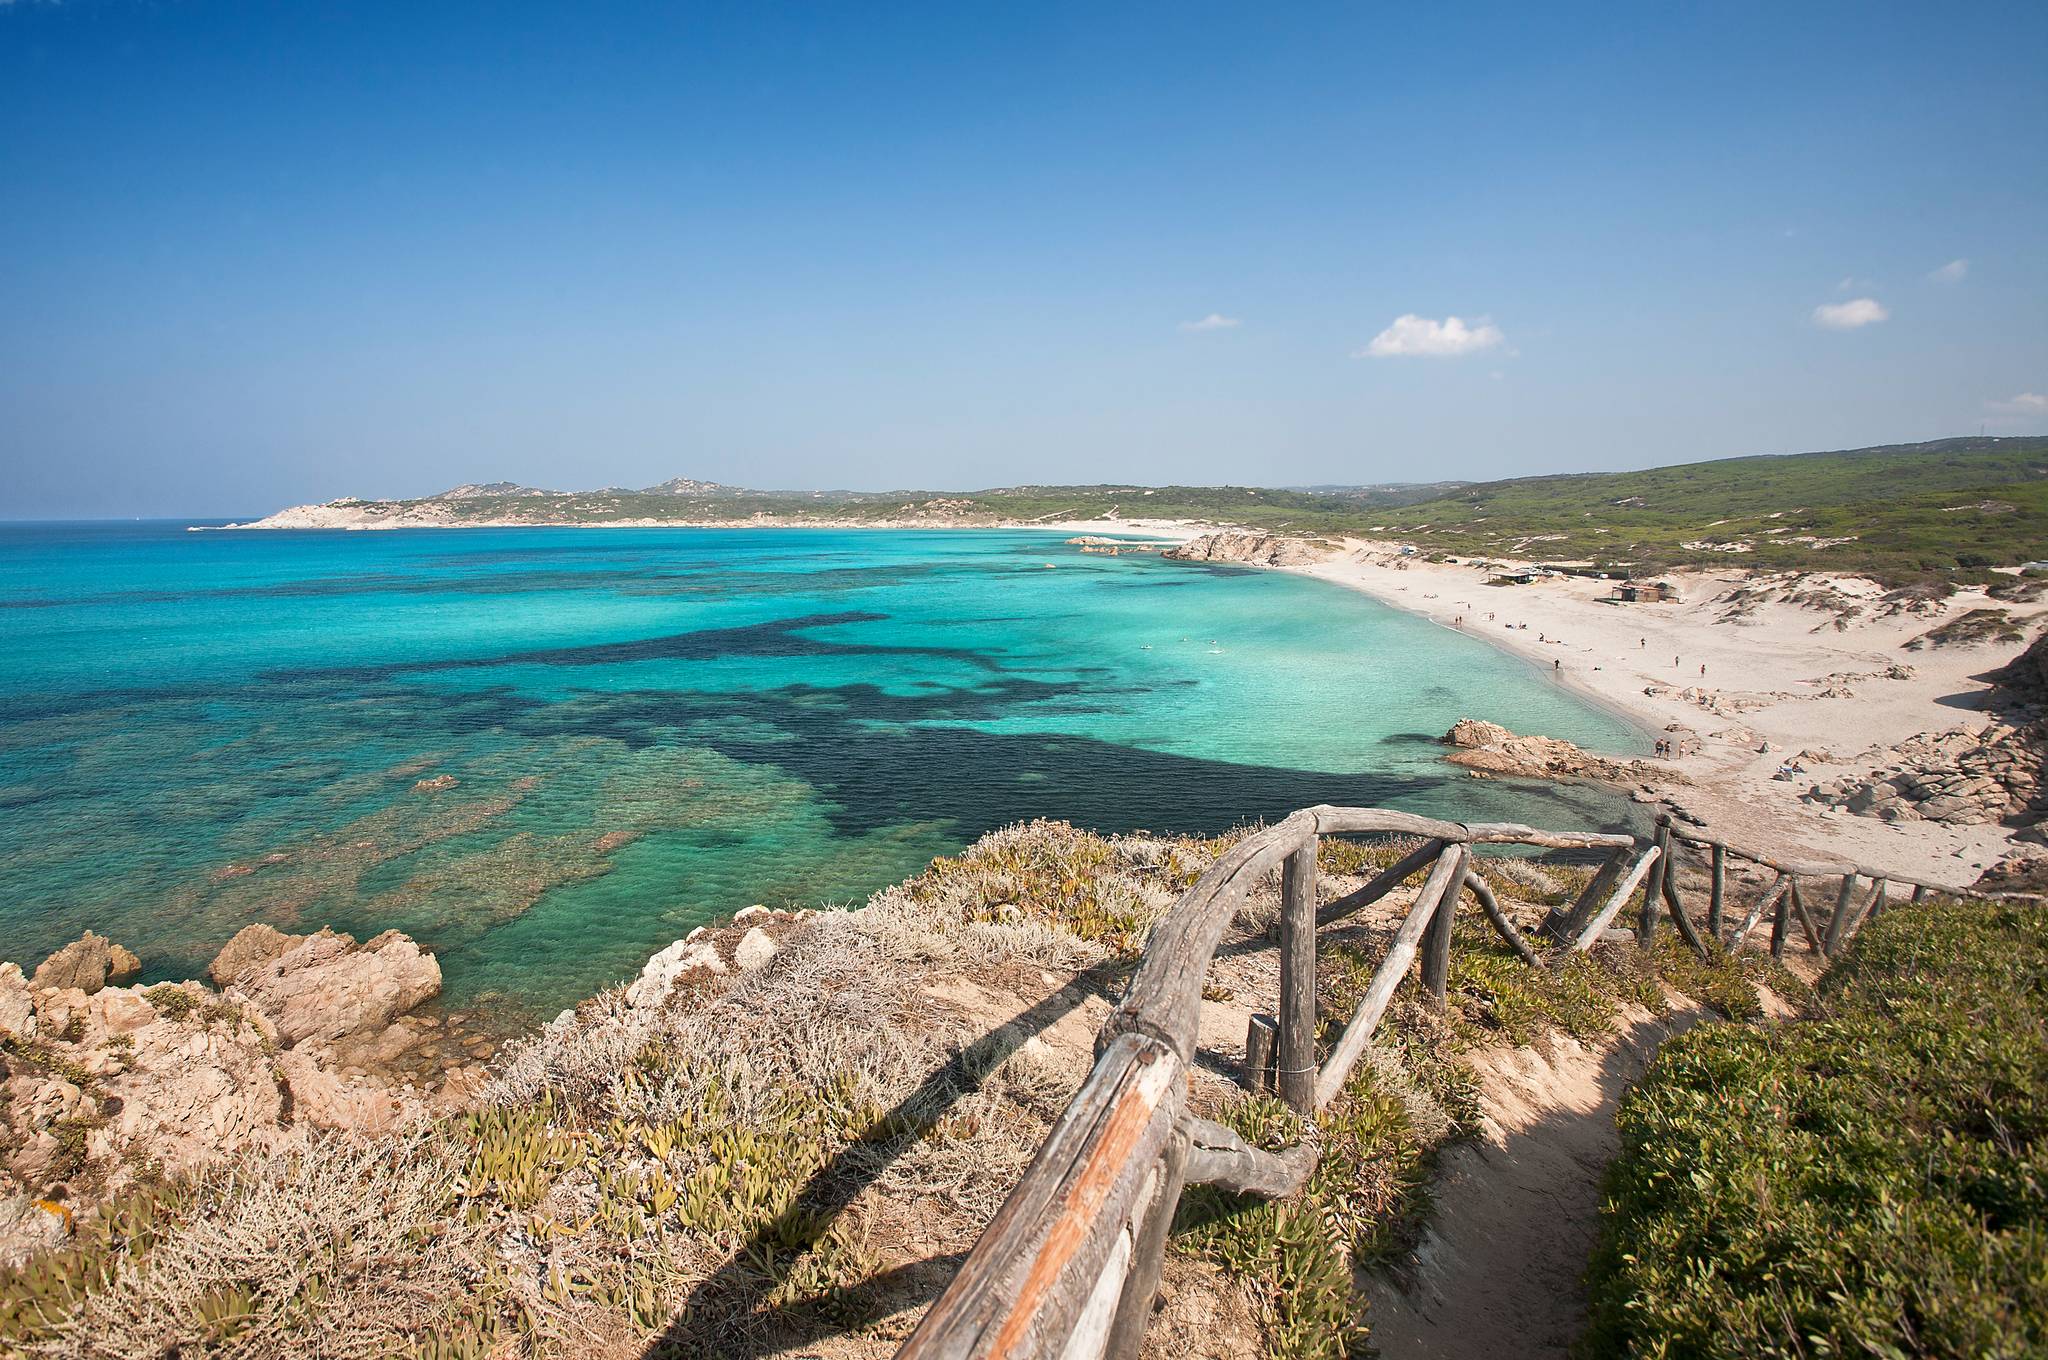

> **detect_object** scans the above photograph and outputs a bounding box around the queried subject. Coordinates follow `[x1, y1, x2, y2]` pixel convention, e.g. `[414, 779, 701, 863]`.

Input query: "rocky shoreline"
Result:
[0, 907, 812, 1267]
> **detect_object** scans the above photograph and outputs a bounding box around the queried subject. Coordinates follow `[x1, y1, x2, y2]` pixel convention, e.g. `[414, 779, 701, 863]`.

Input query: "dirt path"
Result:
[1360, 1004, 1708, 1360]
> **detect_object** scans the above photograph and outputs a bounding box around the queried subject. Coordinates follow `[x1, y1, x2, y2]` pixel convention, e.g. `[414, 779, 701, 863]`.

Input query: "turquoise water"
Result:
[0, 523, 1644, 1017]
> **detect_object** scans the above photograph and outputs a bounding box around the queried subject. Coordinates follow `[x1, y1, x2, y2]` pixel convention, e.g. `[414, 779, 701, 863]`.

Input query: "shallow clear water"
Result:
[0, 523, 1644, 1017]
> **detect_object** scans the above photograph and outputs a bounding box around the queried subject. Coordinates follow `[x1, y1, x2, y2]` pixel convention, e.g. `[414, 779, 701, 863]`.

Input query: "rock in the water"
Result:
[1446, 718, 1516, 749]
[107, 943, 141, 985]
[208, 922, 299, 988]
[231, 927, 442, 1046]
[29, 931, 139, 996]
[1440, 719, 1672, 786]
[1162, 531, 1329, 567]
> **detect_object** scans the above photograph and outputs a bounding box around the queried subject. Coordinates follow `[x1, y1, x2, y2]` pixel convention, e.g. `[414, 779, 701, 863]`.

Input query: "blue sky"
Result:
[2, 1, 2044, 517]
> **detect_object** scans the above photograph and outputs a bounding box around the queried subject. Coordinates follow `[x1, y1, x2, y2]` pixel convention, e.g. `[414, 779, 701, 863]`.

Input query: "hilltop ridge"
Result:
[229, 436, 2048, 581]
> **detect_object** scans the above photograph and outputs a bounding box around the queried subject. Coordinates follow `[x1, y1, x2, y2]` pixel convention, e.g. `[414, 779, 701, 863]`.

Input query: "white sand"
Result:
[1278, 540, 2033, 884]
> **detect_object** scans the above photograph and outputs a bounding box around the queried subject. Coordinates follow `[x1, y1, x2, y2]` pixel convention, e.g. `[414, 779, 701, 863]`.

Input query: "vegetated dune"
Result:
[3, 821, 1819, 1360]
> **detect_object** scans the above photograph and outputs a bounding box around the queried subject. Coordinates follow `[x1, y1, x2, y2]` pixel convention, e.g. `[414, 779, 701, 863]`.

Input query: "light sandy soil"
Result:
[1280, 541, 2040, 885]
[1358, 1003, 1708, 1360]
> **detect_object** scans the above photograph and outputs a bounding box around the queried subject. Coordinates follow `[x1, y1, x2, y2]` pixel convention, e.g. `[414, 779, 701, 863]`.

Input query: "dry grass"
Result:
[4, 817, 1734, 1360]
[25, 1135, 491, 1360]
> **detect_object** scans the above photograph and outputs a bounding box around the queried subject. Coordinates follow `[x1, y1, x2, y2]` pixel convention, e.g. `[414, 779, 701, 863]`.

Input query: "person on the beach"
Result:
[1700, 663, 1706, 676]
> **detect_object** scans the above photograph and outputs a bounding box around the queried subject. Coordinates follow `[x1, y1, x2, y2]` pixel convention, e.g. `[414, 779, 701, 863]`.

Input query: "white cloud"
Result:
[1812, 297, 1889, 330]
[1989, 392, 2048, 415]
[1929, 258, 1968, 283]
[1180, 313, 1240, 332]
[1356, 313, 1505, 358]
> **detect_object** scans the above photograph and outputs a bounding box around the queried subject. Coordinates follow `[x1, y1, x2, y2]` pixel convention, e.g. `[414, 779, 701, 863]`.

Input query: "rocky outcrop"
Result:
[621, 907, 809, 1013]
[206, 921, 297, 987]
[1, 925, 461, 1228]
[28, 932, 140, 995]
[1976, 848, 2048, 894]
[210, 926, 441, 1047]
[1163, 531, 1330, 567]
[1442, 719, 1673, 786]
[1801, 721, 2045, 826]
[1987, 630, 2048, 705]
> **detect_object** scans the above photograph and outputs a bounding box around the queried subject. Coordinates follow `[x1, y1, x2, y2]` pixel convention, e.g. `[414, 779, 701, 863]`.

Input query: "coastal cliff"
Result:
[1162, 529, 1331, 566]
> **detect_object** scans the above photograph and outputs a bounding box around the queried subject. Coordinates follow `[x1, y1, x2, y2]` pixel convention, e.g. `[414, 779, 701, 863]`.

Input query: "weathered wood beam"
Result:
[1660, 852, 1712, 958]
[897, 1032, 1184, 1360]
[1460, 822, 1635, 850]
[1242, 1015, 1276, 1095]
[1568, 845, 1663, 953]
[1180, 1117, 1318, 1199]
[1667, 826, 1981, 898]
[1420, 847, 1470, 1008]
[1788, 879, 1825, 953]
[1104, 812, 1311, 1061]
[1822, 873, 1860, 956]
[1276, 838, 1318, 1113]
[1708, 842, 1726, 939]
[1545, 847, 1630, 943]
[1729, 873, 1788, 951]
[1313, 844, 1467, 1109]
[1315, 838, 1443, 928]
[1100, 1129, 1189, 1360]
[1639, 817, 1672, 946]
[1849, 876, 1888, 935]
[1466, 872, 1540, 967]
[1305, 806, 1467, 840]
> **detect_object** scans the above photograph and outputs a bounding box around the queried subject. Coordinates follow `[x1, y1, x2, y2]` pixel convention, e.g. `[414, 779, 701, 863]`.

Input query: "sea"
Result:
[0, 523, 1646, 1019]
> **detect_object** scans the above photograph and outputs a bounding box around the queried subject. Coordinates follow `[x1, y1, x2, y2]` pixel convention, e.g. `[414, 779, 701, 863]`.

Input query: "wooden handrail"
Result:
[896, 804, 2025, 1360]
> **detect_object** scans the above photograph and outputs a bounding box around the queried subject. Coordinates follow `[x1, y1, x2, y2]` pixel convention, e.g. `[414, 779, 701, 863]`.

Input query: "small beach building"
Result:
[1609, 580, 1680, 603]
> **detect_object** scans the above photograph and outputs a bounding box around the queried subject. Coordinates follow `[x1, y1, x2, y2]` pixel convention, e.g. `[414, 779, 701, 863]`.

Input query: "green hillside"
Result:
[342, 437, 2047, 584]
[1366, 437, 2048, 581]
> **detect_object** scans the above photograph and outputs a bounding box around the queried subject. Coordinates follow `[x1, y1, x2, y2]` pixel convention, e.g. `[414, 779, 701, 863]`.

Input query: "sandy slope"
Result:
[1281, 541, 2036, 884]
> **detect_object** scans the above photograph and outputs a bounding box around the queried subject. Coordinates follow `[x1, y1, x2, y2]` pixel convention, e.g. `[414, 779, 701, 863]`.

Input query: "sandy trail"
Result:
[1360, 1005, 1707, 1359]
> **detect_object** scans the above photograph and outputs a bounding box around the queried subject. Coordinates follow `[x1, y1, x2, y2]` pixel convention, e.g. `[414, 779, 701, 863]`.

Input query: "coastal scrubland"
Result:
[1585, 894, 2048, 1359]
[1, 821, 1803, 1360]
[243, 437, 2048, 585]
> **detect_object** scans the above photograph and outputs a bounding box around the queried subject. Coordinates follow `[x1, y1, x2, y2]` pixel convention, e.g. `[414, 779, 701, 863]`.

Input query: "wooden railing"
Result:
[894, 805, 2016, 1360]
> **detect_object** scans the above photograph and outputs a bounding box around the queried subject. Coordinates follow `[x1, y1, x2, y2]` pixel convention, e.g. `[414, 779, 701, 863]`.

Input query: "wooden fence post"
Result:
[1545, 846, 1628, 943]
[1787, 878, 1825, 952]
[1314, 844, 1466, 1108]
[1467, 873, 1540, 966]
[1420, 849, 1469, 1008]
[1707, 842, 1726, 939]
[1770, 880, 1791, 958]
[1243, 1016, 1277, 1094]
[1276, 835, 1318, 1114]
[1101, 1130, 1190, 1360]
[1823, 873, 1860, 956]
[1638, 816, 1672, 946]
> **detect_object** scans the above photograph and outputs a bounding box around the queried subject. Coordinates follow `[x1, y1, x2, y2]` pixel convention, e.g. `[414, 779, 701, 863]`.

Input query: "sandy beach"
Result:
[1271, 539, 2033, 883]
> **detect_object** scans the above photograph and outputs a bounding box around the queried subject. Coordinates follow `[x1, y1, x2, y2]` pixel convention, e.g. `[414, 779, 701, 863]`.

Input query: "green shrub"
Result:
[143, 984, 198, 1020]
[1583, 898, 2048, 1359]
